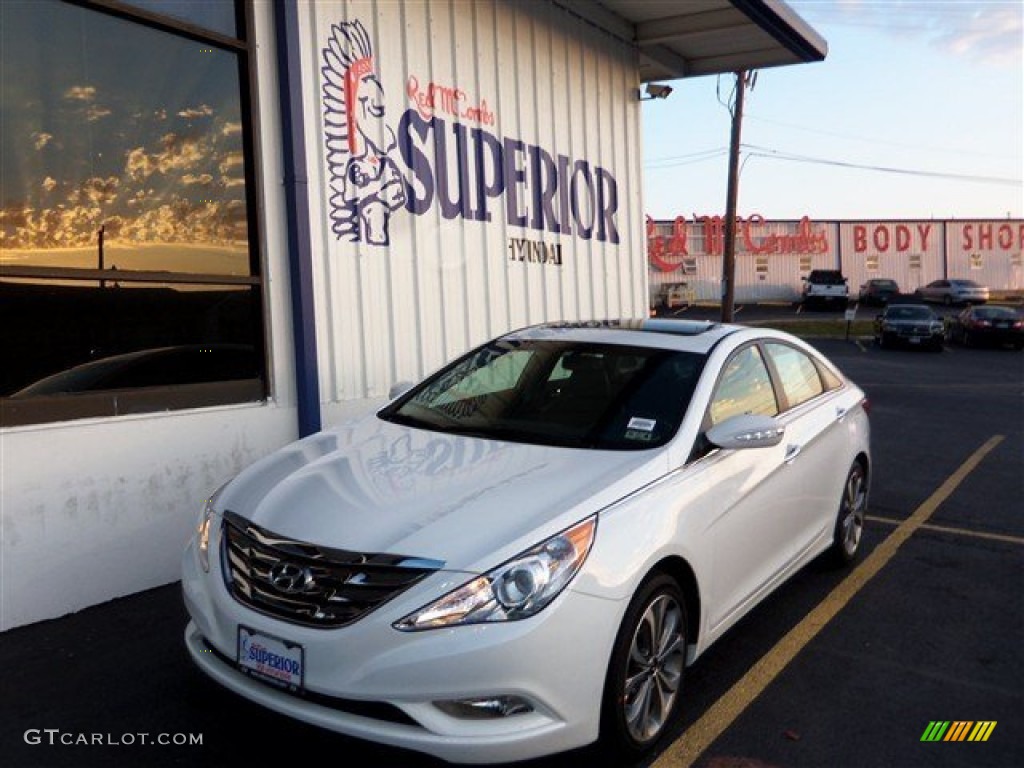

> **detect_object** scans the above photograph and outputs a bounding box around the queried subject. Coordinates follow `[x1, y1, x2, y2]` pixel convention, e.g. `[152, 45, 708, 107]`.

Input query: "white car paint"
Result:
[183, 321, 870, 763]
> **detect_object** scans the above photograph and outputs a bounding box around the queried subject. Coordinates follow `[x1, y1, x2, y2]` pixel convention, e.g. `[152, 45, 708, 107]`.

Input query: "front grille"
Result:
[221, 510, 442, 628]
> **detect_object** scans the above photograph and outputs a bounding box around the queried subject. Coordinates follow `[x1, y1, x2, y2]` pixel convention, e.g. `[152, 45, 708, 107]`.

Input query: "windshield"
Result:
[872, 280, 897, 288]
[810, 271, 845, 285]
[379, 339, 706, 450]
[974, 307, 1017, 320]
[887, 306, 933, 320]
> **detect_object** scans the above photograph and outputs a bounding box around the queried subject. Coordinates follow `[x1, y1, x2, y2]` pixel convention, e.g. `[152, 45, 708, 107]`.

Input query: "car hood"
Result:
[217, 415, 668, 572]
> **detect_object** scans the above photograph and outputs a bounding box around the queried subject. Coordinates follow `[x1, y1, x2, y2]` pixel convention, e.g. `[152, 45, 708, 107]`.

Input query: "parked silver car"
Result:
[914, 279, 989, 306]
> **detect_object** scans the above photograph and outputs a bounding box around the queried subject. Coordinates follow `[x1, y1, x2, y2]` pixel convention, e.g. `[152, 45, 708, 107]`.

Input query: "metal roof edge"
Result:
[730, 0, 828, 63]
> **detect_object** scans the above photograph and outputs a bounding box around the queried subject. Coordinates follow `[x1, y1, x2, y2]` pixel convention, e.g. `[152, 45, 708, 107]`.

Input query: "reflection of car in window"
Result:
[10, 344, 258, 397]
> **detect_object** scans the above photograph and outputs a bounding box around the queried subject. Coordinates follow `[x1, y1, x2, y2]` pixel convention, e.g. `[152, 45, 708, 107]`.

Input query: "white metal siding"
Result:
[648, 217, 837, 303]
[946, 220, 1024, 290]
[299, 1, 645, 409]
[839, 221, 944, 295]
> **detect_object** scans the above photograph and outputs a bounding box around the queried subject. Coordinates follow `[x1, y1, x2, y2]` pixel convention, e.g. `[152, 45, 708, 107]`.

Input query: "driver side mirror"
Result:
[706, 414, 785, 450]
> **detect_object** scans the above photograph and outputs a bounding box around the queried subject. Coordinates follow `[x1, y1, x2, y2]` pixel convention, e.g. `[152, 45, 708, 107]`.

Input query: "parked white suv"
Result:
[802, 270, 849, 310]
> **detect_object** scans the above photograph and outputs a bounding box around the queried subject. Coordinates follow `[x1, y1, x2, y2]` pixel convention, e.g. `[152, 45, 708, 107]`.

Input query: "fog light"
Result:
[434, 695, 534, 719]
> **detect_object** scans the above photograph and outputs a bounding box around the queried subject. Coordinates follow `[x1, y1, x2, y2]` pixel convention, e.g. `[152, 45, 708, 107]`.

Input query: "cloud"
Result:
[32, 132, 53, 150]
[791, 1, 1023, 67]
[41, 177, 57, 193]
[125, 133, 207, 180]
[64, 85, 96, 102]
[126, 147, 156, 180]
[178, 104, 213, 119]
[182, 173, 214, 186]
[218, 151, 243, 175]
[156, 133, 204, 173]
[81, 176, 120, 205]
[934, 6, 1023, 66]
[86, 105, 112, 122]
[221, 176, 245, 188]
[221, 121, 241, 137]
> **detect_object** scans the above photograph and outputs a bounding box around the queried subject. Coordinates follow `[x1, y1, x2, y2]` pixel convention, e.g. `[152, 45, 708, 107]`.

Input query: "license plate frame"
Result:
[237, 625, 305, 692]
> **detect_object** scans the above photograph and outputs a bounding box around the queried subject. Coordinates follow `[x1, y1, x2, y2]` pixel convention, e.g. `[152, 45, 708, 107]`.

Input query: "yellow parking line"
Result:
[867, 515, 1024, 546]
[653, 434, 1005, 768]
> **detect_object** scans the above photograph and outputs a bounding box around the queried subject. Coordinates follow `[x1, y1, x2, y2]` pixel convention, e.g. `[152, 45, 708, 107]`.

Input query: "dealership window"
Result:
[865, 255, 879, 272]
[1012, 252, 1022, 267]
[799, 256, 812, 273]
[969, 253, 984, 270]
[0, 0, 265, 427]
[909, 253, 922, 270]
[755, 256, 769, 280]
[681, 257, 697, 276]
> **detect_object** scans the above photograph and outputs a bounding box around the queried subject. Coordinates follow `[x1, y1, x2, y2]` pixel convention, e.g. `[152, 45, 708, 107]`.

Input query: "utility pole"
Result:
[721, 70, 747, 323]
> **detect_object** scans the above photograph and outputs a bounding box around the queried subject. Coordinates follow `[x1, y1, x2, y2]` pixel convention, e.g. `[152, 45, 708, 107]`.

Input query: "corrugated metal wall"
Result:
[839, 221, 944, 294]
[298, 0, 645, 407]
[649, 218, 1023, 303]
[946, 220, 1024, 290]
[648, 217, 835, 303]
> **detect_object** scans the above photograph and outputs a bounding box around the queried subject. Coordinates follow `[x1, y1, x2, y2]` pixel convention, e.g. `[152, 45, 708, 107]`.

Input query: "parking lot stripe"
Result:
[867, 515, 1024, 546]
[652, 434, 1005, 768]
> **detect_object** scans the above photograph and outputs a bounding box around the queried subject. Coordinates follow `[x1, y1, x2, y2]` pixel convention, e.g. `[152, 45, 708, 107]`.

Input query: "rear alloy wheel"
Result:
[601, 574, 687, 760]
[830, 462, 867, 565]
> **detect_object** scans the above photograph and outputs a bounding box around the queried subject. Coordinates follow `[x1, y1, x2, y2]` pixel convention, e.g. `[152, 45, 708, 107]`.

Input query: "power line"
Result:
[741, 144, 1022, 186]
[744, 113, 1013, 159]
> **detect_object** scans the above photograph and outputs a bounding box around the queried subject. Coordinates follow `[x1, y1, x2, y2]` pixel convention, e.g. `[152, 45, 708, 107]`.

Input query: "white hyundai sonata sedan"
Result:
[182, 319, 870, 764]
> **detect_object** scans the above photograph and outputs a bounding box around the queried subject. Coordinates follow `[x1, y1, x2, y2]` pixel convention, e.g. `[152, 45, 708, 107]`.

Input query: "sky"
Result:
[642, 0, 1024, 221]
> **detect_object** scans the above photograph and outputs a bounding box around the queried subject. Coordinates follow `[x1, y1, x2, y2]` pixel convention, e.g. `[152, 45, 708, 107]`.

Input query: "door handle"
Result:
[836, 406, 849, 422]
[784, 444, 802, 464]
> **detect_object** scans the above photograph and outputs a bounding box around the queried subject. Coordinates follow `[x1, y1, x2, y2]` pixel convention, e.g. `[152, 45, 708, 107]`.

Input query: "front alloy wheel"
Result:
[830, 461, 867, 565]
[602, 574, 687, 758]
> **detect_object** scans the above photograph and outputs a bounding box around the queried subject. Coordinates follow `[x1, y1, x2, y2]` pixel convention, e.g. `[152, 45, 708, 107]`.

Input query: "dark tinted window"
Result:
[0, 0, 264, 426]
[382, 340, 706, 450]
[118, 0, 240, 38]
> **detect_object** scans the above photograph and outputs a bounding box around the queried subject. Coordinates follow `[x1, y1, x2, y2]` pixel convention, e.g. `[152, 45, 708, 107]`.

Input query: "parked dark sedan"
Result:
[946, 306, 1024, 349]
[874, 304, 945, 351]
[858, 278, 900, 306]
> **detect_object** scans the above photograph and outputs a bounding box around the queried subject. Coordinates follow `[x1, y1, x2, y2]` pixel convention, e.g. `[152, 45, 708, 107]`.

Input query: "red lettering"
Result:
[917, 224, 932, 252]
[741, 214, 762, 253]
[978, 223, 993, 250]
[962, 224, 974, 250]
[896, 225, 911, 252]
[666, 216, 688, 256]
[854, 225, 867, 253]
[998, 224, 1013, 250]
[873, 226, 890, 252]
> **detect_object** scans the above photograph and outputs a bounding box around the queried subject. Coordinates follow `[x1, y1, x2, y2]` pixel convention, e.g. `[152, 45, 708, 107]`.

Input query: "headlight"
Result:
[394, 516, 597, 631]
[930, 322, 944, 333]
[196, 484, 227, 573]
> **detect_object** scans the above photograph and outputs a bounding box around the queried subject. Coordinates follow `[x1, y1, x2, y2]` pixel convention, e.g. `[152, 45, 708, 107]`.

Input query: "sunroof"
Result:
[536, 319, 721, 336]
[639, 318, 719, 336]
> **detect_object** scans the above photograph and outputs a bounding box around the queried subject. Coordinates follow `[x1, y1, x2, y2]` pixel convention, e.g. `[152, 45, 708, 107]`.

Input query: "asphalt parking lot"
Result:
[2, 335, 1021, 768]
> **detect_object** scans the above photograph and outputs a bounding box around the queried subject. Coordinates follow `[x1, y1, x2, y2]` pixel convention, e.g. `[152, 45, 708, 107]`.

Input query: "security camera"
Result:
[641, 83, 673, 100]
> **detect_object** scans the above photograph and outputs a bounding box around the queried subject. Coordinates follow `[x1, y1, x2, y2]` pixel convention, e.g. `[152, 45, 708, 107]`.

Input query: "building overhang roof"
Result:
[553, 0, 827, 81]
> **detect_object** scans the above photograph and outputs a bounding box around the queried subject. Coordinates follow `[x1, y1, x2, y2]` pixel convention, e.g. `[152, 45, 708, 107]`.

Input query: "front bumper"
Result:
[182, 539, 623, 764]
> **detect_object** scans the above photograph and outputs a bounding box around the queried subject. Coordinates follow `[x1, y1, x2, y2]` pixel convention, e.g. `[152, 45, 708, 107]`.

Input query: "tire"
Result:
[829, 462, 868, 566]
[601, 574, 687, 760]
[963, 331, 973, 348]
